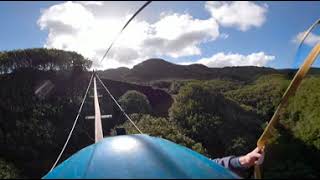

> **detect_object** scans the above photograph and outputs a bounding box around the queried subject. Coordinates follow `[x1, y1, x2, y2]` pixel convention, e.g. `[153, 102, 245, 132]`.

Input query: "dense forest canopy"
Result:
[0, 48, 92, 74]
[0, 48, 320, 179]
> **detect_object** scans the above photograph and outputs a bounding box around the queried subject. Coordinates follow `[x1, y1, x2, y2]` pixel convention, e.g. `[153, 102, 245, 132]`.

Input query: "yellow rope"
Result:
[254, 43, 320, 179]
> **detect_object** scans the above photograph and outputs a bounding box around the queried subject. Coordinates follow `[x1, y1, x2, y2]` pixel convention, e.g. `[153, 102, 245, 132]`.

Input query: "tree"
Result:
[118, 90, 152, 114]
[169, 81, 262, 157]
[0, 48, 92, 73]
[225, 74, 289, 121]
[0, 159, 21, 179]
[116, 113, 207, 155]
[169, 82, 226, 156]
[262, 125, 319, 178]
[281, 76, 320, 150]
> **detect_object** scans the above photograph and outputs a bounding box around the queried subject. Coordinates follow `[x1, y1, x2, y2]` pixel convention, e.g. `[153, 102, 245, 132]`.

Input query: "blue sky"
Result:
[0, 1, 320, 69]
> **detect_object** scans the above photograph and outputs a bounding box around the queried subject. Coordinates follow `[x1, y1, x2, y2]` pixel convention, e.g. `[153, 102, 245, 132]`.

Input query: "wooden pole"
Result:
[93, 74, 104, 143]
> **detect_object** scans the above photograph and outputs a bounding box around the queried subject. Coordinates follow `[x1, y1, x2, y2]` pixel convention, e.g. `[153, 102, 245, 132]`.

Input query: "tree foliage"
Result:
[169, 81, 262, 157]
[0, 48, 92, 73]
[281, 76, 320, 150]
[116, 113, 207, 155]
[118, 90, 152, 114]
[0, 159, 20, 179]
[225, 74, 290, 120]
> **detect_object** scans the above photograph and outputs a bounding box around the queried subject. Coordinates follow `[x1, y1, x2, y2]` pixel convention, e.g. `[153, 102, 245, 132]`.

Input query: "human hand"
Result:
[238, 147, 264, 168]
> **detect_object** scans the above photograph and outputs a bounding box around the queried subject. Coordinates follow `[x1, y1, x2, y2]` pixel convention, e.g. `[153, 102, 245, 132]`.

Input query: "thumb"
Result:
[255, 151, 265, 165]
[252, 147, 260, 153]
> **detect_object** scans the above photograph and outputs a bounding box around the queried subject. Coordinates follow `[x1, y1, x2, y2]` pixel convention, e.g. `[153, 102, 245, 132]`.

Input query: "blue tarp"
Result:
[43, 134, 239, 179]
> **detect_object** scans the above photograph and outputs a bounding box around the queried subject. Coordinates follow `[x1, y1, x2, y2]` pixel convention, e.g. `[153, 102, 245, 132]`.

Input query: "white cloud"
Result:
[38, 1, 270, 69]
[141, 13, 219, 58]
[293, 31, 320, 46]
[205, 1, 268, 31]
[38, 1, 221, 69]
[182, 52, 275, 67]
[77, 1, 104, 6]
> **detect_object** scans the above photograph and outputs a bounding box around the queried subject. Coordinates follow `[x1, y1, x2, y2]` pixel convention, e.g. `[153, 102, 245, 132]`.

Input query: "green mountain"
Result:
[97, 58, 279, 83]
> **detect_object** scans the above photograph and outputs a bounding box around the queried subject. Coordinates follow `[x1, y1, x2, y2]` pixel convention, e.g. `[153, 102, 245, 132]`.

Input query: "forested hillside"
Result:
[0, 48, 319, 179]
[97, 58, 279, 83]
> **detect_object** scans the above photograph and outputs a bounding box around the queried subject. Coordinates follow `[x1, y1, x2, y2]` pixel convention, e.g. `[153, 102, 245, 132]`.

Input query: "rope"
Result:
[95, 74, 143, 134]
[49, 72, 94, 172]
[94, 1, 151, 134]
[48, 1, 151, 173]
[99, 1, 152, 63]
[254, 18, 320, 179]
[298, 18, 320, 50]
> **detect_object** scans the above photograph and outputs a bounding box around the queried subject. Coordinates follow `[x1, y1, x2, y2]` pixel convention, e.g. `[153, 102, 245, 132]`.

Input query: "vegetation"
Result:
[168, 81, 262, 157]
[0, 48, 92, 73]
[98, 58, 278, 83]
[118, 90, 152, 114]
[0, 49, 319, 178]
[281, 76, 320, 150]
[225, 74, 290, 121]
[0, 159, 21, 179]
[0, 48, 172, 178]
[116, 113, 207, 155]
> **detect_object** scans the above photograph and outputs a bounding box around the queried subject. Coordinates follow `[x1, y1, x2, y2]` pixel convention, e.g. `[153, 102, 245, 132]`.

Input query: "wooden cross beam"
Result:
[85, 115, 112, 120]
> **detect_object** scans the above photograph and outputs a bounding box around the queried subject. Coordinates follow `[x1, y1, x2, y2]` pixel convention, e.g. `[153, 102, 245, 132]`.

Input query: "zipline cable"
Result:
[96, 74, 143, 134]
[93, 1, 152, 134]
[48, 0, 151, 173]
[49, 72, 94, 172]
[99, 1, 152, 63]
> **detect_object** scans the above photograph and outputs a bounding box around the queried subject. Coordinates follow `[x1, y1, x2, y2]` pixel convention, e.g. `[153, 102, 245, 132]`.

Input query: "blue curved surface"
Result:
[43, 134, 239, 179]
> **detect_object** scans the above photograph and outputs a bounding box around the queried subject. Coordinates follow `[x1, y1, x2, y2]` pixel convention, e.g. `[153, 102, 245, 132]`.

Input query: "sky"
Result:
[0, 1, 320, 70]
